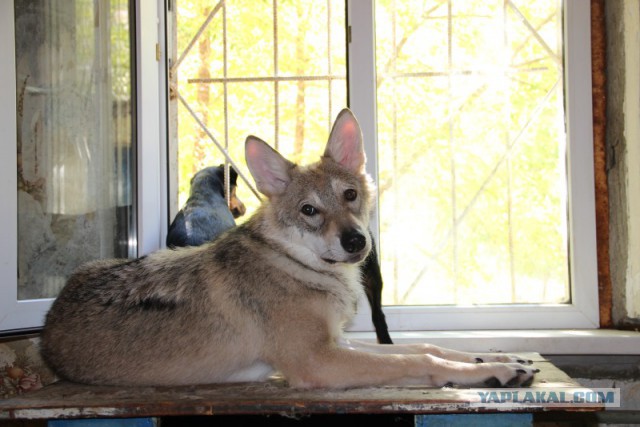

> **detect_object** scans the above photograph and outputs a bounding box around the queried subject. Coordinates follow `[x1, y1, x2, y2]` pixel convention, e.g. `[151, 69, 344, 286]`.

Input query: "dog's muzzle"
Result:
[321, 229, 369, 265]
[340, 229, 367, 254]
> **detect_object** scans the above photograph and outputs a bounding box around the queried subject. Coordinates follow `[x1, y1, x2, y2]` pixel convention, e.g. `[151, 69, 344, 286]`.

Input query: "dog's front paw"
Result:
[483, 363, 539, 388]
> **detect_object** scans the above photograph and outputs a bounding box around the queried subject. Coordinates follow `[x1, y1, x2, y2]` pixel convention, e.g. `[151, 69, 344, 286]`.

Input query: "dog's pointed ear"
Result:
[245, 136, 294, 197]
[324, 108, 366, 173]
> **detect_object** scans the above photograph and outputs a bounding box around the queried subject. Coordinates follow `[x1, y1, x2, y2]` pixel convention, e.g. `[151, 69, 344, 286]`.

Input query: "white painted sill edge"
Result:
[344, 329, 640, 355]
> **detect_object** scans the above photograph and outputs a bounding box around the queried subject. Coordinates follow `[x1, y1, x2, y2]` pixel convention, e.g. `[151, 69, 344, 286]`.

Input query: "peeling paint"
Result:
[623, 0, 640, 320]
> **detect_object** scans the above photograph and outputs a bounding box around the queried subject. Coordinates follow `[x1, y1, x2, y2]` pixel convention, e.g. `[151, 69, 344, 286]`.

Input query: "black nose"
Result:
[340, 229, 366, 253]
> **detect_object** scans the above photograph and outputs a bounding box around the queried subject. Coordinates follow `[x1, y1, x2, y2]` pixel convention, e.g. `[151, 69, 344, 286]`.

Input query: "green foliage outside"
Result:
[173, 0, 569, 307]
[174, 0, 346, 216]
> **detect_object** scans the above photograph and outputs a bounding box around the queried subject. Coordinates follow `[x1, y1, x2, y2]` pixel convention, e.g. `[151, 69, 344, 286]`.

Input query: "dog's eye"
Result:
[344, 189, 357, 201]
[301, 204, 318, 216]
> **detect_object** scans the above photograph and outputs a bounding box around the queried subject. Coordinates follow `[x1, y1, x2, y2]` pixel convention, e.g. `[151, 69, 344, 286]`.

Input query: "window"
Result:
[375, 1, 569, 307]
[170, 0, 598, 331]
[15, 0, 136, 302]
[1, 0, 597, 333]
[0, 0, 164, 332]
[349, 0, 597, 330]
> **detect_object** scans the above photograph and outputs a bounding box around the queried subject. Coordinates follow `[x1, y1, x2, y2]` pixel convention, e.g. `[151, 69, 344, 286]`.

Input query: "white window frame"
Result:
[1, 0, 597, 333]
[0, 0, 167, 332]
[346, 0, 599, 331]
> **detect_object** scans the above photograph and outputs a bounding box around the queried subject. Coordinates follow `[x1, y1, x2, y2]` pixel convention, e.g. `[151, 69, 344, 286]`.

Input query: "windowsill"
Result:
[0, 352, 601, 419]
[345, 329, 640, 355]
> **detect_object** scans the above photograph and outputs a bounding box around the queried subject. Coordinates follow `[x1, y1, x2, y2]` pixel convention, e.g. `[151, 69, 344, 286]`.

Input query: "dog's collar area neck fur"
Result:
[321, 250, 368, 266]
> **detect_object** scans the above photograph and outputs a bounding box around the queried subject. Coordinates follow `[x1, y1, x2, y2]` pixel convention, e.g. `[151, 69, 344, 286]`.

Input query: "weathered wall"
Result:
[606, 0, 640, 326]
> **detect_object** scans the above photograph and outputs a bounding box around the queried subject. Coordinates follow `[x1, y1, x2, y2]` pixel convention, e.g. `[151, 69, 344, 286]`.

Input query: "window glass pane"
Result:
[16, 0, 136, 300]
[171, 1, 347, 217]
[375, 0, 569, 306]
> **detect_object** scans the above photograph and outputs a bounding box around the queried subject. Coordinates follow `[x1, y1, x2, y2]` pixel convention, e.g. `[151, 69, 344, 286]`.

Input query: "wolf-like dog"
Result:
[41, 109, 537, 389]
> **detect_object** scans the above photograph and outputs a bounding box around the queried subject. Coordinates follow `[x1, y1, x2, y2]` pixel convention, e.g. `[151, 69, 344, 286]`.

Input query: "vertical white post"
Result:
[346, 0, 379, 333]
[347, 0, 379, 245]
[564, 0, 599, 326]
[136, 0, 168, 255]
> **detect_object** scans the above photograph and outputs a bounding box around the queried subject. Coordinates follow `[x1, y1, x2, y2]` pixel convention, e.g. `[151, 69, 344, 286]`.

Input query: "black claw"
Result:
[484, 377, 502, 388]
[506, 376, 522, 387]
[475, 357, 484, 363]
[521, 376, 535, 387]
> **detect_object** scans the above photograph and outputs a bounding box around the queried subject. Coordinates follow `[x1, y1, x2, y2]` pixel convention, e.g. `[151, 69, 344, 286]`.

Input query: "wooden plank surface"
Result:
[0, 353, 604, 420]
